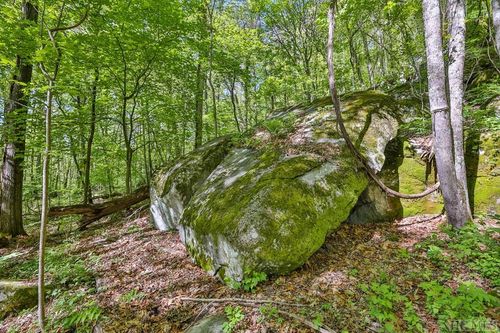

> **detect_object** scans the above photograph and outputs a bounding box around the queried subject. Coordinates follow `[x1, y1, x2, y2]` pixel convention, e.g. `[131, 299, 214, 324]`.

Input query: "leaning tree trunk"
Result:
[447, 0, 472, 219]
[0, 1, 37, 237]
[493, 0, 500, 53]
[38, 80, 53, 330]
[422, 0, 469, 228]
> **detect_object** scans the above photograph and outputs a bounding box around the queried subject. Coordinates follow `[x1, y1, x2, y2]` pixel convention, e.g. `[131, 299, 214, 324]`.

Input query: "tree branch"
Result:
[327, 0, 439, 199]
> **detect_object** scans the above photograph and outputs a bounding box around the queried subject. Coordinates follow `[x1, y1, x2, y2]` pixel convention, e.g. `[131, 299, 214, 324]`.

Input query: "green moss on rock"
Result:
[151, 89, 414, 283]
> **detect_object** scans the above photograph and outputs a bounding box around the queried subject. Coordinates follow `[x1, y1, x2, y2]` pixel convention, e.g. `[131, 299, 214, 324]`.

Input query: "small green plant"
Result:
[61, 302, 103, 331]
[420, 281, 498, 332]
[426, 245, 447, 265]
[241, 271, 267, 292]
[361, 281, 423, 333]
[223, 305, 244, 333]
[120, 289, 145, 303]
[262, 113, 296, 137]
[348, 268, 359, 277]
[361, 282, 402, 333]
[397, 248, 410, 259]
[312, 313, 324, 329]
[403, 301, 424, 333]
[446, 223, 500, 286]
[258, 304, 283, 324]
[225, 270, 267, 292]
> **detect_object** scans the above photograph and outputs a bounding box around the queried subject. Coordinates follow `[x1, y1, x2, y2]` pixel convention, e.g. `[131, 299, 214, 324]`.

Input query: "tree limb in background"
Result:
[327, 0, 439, 200]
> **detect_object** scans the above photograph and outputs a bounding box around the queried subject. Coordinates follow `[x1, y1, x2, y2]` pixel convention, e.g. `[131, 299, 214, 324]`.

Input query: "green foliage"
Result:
[312, 313, 324, 330]
[225, 270, 267, 292]
[0, 243, 95, 288]
[258, 304, 284, 324]
[241, 271, 268, 292]
[419, 281, 498, 332]
[361, 282, 403, 332]
[48, 289, 102, 332]
[361, 281, 424, 333]
[120, 289, 145, 303]
[60, 302, 102, 331]
[262, 114, 296, 137]
[426, 245, 444, 263]
[403, 301, 424, 333]
[223, 305, 244, 333]
[399, 117, 432, 137]
[444, 223, 500, 287]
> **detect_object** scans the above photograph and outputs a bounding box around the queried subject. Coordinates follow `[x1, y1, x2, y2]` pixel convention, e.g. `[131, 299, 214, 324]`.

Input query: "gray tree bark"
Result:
[83, 69, 99, 204]
[0, 1, 37, 237]
[447, 0, 472, 219]
[493, 0, 500, 53]
[422, 0, 469, 228]
[194, 63, 204, 148]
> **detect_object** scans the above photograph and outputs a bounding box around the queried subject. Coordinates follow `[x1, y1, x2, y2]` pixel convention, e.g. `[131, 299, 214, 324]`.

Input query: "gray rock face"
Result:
[185, 315, 226, 333]
[348, 137, 404, 224]
[151, 91, 409, 282]
[150, 136, 232, 231]
[0, 280, 38, 319]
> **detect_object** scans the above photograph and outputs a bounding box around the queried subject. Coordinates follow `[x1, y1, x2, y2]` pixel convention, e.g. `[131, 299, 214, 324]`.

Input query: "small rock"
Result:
[185, 314, 227, 333]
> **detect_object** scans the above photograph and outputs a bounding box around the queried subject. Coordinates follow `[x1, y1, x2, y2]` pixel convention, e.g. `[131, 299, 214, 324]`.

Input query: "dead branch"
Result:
[48, 186, 149, 229]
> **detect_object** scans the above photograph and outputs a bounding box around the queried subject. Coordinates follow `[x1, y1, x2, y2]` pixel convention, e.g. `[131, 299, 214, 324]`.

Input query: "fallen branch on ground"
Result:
[48, 186, 149, 230]
[178, 296, 309, 307]
[179, 297, 336, 333]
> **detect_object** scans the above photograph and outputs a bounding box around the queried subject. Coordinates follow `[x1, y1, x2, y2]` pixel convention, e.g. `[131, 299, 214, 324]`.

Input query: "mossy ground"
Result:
[398, 155, 443, 217]
[399, 133, 498, 218]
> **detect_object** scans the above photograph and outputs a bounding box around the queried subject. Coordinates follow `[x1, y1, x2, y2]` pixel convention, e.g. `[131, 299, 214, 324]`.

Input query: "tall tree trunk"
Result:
[208, 75, 218, 137]
[422, 0, 469, 228]
[229, 76, 241, 133]
[0, 1, 37, 237]
[361, 31, 374, 86]
[447, 0, 472, 218]
[83, 69, 99, 204]
[207, 0, 218, 138]
[194, 63, 204, 148]
[38, 81, 53, 331]
[121, 97, 132, 195]
[493, 0, 500, 52]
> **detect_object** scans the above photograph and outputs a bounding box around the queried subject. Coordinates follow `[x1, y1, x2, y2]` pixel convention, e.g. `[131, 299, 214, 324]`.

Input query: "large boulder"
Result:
[151, 91, 407, 282]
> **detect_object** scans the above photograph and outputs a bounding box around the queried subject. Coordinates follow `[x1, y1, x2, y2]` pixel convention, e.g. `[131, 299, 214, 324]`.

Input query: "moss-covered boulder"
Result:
[151, 91, 410, 282]
[150, 136, 232, 230]
[0, 281, 38, 319]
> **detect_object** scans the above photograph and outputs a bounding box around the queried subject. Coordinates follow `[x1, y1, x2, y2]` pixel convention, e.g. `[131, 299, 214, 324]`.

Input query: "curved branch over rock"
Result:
[327, 0, 439, 199]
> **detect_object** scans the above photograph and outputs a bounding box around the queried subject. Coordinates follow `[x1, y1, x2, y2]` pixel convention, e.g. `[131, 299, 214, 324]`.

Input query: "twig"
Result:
[276, 309, 336, 333]
[178, 296, 309, 308]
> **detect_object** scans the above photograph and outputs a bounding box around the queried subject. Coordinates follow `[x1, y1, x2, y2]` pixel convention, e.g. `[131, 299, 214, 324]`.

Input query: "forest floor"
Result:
[0, 209, 498, 333]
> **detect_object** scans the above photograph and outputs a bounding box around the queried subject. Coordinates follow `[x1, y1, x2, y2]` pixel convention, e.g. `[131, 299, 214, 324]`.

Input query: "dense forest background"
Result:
[0, 0, 496, 216]
[0, 0, 499, 332]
